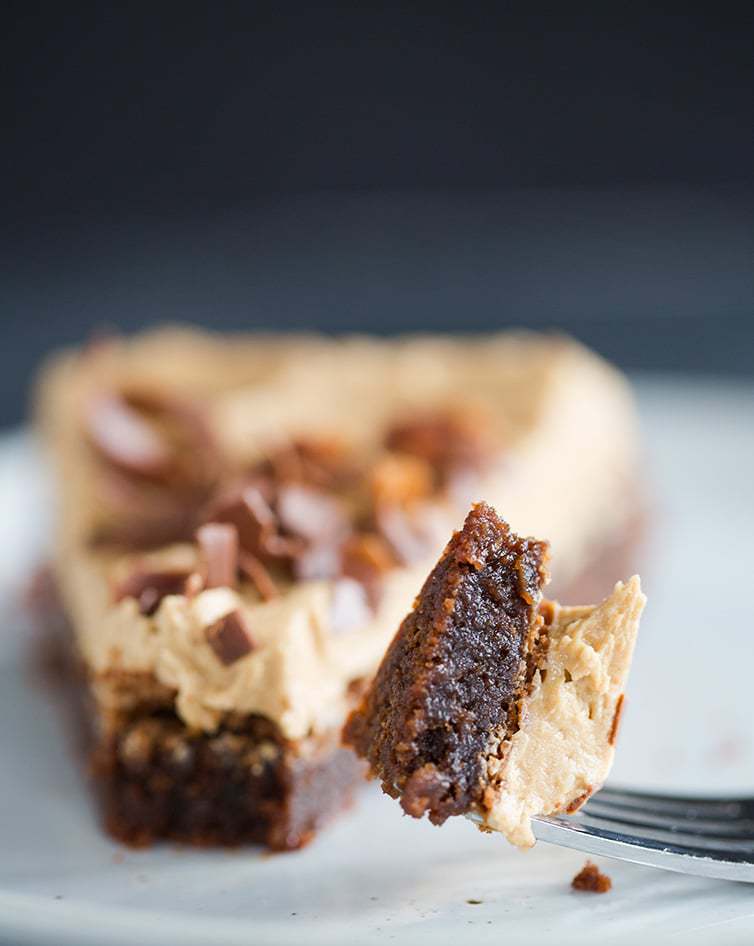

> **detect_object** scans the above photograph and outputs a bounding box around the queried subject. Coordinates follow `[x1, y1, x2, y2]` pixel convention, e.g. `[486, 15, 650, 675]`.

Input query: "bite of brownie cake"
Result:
[344, 502, 645, 847]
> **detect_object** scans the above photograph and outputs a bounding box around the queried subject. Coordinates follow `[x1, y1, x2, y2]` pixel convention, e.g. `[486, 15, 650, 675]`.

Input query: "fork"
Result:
[468, 786, 754, 882]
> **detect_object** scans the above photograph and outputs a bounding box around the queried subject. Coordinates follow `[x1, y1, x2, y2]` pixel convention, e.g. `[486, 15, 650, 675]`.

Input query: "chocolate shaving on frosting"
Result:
[238, 551, 279, 601]
[341, 533, 394, 608]
[205, 609, 256, 665]
[330, 578, 372, 635]
[206, 485, 296, 560]
[85, 394, 172, 478]
[86, 388, 224, 549]
[375, 504, 431, 566]
[268, 438, 358, 491]
[113, 568, 193, 616]
[204, 483, 271, 550]
[384, 409, 493, 491]
[277, 484, 348, 543]
[293, 541, 342, 581]
[196, 523, 239, 589]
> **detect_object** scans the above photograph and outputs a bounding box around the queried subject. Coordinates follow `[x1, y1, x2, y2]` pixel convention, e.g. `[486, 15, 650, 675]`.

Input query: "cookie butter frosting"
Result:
[38, 329, 641, 739]
[483, 576, 646, 847]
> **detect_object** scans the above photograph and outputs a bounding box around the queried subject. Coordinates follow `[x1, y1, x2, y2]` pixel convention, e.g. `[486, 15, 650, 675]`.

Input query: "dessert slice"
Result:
[34, 328, 643, 850]
[344, 502, 645, 847]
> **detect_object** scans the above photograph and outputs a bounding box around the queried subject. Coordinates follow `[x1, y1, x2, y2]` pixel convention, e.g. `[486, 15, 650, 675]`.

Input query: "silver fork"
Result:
[470, 786, 754, 882]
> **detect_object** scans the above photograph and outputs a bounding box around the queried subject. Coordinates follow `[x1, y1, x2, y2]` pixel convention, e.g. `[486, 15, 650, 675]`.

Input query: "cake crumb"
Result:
[571, 861, 612, 893]
[466, 898, 483, 905]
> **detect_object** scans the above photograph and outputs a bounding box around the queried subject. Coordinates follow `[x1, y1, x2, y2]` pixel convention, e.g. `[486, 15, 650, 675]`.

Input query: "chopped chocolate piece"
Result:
[85, 394, 172, 478]
[184, 571, 205, 598]
[384, 409, 492, 488]
[571, 861, 612, 893]
[268, 438, 358, 491]
[89, 467, 200, 549]
[330, 578, 372, 634]
[113, 568, 193, 616]
[341, 533, 394, 608]
[118, 388, 222, 486]
[277, 484, 348, 543]
[344, 502, 549, 825]
[293, 541, 342, 581]
[370, 454, 433, 507]
[85, 388, 224, 549]
[207, 484, 273, 553]
[268, 442, 306, 483]
[206, 609, 256, 665]
[196, 523, 239, 589]
[238, 551, 279, 601]
[208, 483, 306, 567]
[375, 504, 432, 565]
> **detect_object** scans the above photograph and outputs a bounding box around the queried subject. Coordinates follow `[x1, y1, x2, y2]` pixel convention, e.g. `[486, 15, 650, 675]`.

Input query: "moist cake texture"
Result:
[34, 328, 642, 848]
[344, 503, 549, 823]
[345, 503, 644, 847]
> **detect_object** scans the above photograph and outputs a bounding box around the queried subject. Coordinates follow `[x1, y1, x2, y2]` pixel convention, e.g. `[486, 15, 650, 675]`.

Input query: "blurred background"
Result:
[3, 4, 753, 428]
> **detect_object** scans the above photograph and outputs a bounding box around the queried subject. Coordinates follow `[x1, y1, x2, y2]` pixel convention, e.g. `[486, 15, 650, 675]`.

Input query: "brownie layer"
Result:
[93, 712, 363, 850]
[344, 503, 549, 824]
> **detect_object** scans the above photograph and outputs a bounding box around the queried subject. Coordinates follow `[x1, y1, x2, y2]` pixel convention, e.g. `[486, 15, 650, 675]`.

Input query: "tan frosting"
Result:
[38, 329, 641, 739]
[483, 576, 646, 847]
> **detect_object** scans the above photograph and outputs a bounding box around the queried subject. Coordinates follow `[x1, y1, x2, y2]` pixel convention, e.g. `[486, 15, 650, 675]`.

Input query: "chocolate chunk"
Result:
[113, 568, 193, 616]
[268, 442, 306, 483]
[370, 454, 433, 508]
[205, 609, 256, 665]
[384, 410, 493, 491]
[330, 578, 372, 634]
[85, 394, 173, 478]
[277, 484, 348, 543]
[205, 484, 273, 553]
[86, 388, 224, 550]
[119, 389, 222, 487]
[268, 438, 358, 491]
[88, 455, 203, 549]
[341, 533, 394, 608]
[238, 551, 279, 601]
[184, 571, 205, 598]
[375, 504, 431, 565]
[293, 541, 342, 581]
[206, 483, 304, 563]
[196, 523, 239, 589]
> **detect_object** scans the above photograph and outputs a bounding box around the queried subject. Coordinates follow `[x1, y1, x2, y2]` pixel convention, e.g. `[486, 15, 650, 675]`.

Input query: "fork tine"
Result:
[569, 808, 754, 852]
[597, 786, 754, 820]
[532, 815, 754, 882]
[583, 798, 754, 839]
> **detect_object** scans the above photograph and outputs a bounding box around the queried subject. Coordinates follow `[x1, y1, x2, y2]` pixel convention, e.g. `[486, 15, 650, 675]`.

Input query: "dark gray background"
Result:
[3, 5, 753, 428]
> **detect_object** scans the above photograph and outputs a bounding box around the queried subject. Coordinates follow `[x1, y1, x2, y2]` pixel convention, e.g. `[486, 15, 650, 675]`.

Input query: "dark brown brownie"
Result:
[92, 712, 363, 850]
[343, 502, 549, 824]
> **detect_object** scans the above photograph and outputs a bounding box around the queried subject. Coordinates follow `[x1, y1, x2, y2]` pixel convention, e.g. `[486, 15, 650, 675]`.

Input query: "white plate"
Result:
[2, 376, 754, 946]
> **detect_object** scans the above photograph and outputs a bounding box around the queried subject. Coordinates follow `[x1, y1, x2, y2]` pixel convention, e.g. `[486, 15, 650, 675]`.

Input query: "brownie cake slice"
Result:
[344, 502, 644, 847]
[34, 328, 643, 850]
